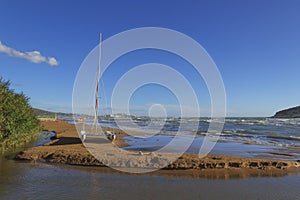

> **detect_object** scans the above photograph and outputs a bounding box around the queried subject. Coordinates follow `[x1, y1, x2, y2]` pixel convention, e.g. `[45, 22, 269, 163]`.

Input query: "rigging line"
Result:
[94, 32, 102, 128]
[100, 78, 108, 115]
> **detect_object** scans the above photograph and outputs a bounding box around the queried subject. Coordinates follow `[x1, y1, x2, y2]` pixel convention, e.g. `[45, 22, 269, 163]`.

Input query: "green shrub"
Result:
[0, 77, 41, 150]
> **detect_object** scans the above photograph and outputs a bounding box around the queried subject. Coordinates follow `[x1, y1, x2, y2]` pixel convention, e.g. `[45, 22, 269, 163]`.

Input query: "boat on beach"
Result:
[79, 33, 116, 142]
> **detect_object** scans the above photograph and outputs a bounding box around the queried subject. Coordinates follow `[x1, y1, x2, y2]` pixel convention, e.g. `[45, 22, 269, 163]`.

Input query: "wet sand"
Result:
[15, 121, 300, 178]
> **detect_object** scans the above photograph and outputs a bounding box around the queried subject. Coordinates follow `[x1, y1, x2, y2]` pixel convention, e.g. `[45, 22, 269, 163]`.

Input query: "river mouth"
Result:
[1, 160, 300, 200]
[1, 129, 300, 199]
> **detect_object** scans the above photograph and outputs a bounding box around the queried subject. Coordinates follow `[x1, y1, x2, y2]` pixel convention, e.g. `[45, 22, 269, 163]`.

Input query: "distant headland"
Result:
[272, 106, 300, 118]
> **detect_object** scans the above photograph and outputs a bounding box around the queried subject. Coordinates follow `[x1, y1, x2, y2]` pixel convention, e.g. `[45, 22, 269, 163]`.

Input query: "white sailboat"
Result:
[80, 33, 116, 142]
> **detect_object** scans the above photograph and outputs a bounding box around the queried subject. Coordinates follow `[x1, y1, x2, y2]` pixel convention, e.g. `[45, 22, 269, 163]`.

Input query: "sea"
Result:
[74, 116, 300, 160]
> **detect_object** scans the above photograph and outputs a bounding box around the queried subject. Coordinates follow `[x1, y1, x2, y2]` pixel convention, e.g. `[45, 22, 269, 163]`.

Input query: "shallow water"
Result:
[0, 158, 300, 200]
[123, 135, 300, 160]
[95, 117, 300, 149]
[91, 117, 300, 161]
[74, 117, 300, 149]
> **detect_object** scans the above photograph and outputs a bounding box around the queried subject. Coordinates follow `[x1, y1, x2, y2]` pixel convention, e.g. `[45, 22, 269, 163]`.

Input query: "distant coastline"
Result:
[272, 106, 300, 118]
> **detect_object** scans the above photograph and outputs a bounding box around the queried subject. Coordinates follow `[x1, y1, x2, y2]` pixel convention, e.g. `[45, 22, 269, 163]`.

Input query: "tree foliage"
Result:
[0, 77, 40, 150]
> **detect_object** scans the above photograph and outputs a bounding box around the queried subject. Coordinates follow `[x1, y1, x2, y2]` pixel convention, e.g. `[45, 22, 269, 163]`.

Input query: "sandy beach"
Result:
[15, 121, 300, 178]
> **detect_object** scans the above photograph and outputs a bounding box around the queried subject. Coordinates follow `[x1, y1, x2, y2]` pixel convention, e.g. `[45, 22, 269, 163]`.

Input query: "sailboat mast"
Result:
[94, 33, 102, 127]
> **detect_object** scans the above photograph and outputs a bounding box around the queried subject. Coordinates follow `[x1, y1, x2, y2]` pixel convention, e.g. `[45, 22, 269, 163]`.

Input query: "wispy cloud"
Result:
[0, 41, 58, 66]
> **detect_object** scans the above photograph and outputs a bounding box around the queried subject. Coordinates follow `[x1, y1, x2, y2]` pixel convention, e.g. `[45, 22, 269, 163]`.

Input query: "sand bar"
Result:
[15, 121, 300, 178]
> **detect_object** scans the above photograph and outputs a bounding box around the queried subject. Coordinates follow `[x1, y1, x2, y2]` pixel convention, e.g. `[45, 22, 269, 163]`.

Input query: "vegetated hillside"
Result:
[33, 108, 56, 116]
[0, 78, 40, 150]
[33, 108, 73, 117]
[272, 106, 300, 118]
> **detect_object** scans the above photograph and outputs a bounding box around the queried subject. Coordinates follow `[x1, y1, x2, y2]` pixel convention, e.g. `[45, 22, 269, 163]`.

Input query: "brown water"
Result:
[1, 156, 300, 200]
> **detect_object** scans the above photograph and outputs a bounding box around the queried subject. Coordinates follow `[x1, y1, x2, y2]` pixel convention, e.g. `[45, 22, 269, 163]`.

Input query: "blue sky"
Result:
[0, 0, 300, 117]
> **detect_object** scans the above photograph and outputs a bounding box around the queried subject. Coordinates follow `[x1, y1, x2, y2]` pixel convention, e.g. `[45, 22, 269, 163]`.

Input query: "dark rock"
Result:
[275, 162, 288, 169]
[249, 162, 259, 167]
[228, 162, 241, 168]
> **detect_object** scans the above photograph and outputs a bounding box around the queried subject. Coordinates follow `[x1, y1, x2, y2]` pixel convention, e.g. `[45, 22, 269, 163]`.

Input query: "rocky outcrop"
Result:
[272, 106, 300, 118]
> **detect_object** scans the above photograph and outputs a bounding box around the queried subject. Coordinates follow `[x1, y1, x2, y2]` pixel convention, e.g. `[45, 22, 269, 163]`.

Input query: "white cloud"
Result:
[0, 41, 58, 66]
[47, 57, 58, 66]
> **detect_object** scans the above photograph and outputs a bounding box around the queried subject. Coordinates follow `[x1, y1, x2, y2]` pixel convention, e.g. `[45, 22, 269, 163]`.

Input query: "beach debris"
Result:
[80, 130, 86, 142]
[105, 131, 116, 141]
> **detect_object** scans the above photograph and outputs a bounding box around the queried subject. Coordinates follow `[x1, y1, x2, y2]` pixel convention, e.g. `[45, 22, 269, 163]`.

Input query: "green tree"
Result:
[0, 77, 40, 150]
